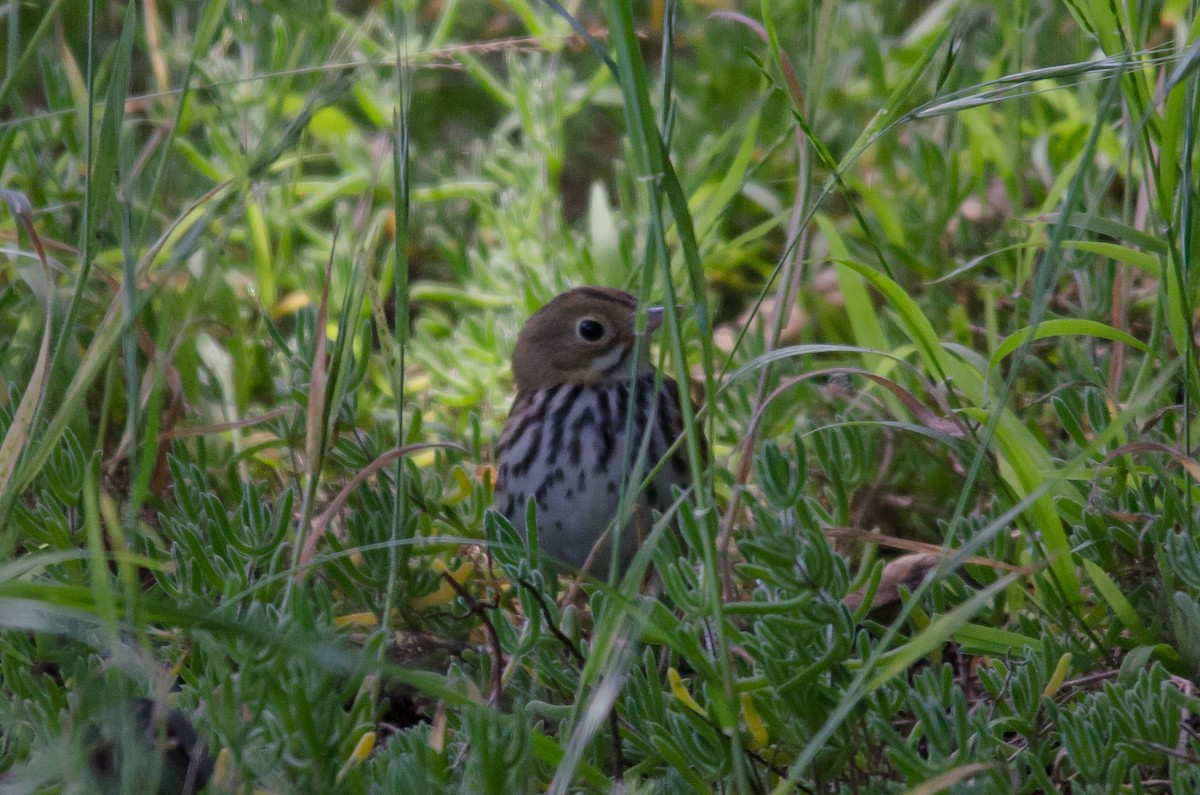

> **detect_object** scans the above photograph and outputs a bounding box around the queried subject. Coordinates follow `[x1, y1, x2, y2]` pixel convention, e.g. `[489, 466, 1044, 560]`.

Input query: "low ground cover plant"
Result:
[1, 2, 1199, 792]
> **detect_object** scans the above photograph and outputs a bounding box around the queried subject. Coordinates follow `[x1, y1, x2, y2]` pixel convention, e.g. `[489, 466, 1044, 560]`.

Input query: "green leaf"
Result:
[1082, 559, 1153, 646]
[86, 2, 137, 233]
[990, 319, 1154, 371]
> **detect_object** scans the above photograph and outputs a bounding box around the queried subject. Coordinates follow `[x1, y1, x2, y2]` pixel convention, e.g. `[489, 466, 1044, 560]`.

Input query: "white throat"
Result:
[590, 345, 627, 375]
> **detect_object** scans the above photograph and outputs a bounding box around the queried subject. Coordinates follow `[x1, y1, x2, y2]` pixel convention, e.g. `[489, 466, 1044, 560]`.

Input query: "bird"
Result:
[492, 286, 698, 578]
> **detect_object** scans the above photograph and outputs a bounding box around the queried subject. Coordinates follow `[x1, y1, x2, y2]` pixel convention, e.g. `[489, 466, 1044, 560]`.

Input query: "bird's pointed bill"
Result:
[646, 305, 664, 333]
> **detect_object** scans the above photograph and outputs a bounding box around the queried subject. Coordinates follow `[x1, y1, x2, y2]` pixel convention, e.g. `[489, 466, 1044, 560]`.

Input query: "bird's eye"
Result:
[577, 318, 605, 342]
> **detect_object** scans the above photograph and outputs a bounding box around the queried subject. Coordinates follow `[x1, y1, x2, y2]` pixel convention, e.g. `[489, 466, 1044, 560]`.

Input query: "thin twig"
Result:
[516, 576, 626, 781]
[440, 571, 504, 706]
[712, 14, 814, 601]
[516, 577, 585, 666]
[296, 441, 466, 576]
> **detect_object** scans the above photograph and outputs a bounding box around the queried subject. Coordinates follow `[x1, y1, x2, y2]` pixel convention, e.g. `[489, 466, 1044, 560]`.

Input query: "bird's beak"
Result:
[646, 304, 684, 333]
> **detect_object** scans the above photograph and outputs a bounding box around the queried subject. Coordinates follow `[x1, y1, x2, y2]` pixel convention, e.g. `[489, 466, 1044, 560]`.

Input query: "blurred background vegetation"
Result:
[2, 0, 1200, 792]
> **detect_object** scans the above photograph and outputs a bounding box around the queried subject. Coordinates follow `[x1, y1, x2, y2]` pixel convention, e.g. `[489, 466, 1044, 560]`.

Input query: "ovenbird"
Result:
[492, 287, 696, 577]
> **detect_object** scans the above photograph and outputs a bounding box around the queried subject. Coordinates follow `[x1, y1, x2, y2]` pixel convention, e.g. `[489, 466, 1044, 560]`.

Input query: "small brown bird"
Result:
[493, 287, 696, 577]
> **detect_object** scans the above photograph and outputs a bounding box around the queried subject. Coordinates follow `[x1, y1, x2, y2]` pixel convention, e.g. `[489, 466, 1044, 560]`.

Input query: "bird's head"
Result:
[511, 286, 663, 392]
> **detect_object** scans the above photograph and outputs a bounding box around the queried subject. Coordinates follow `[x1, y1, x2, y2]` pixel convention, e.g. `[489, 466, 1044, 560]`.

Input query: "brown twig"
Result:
[824, 527, 1018, 571]
[710, 12, 813, 602]
[516, 575, 628, 780]
[516, 577, 585, 666]
[296, 441, 467, 576]
[609, 708, 625, 784]
[440, 571, 504, 706]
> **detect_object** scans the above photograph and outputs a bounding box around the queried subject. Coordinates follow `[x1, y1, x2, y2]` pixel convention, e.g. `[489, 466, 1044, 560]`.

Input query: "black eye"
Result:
[577, 318, 605, 342]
